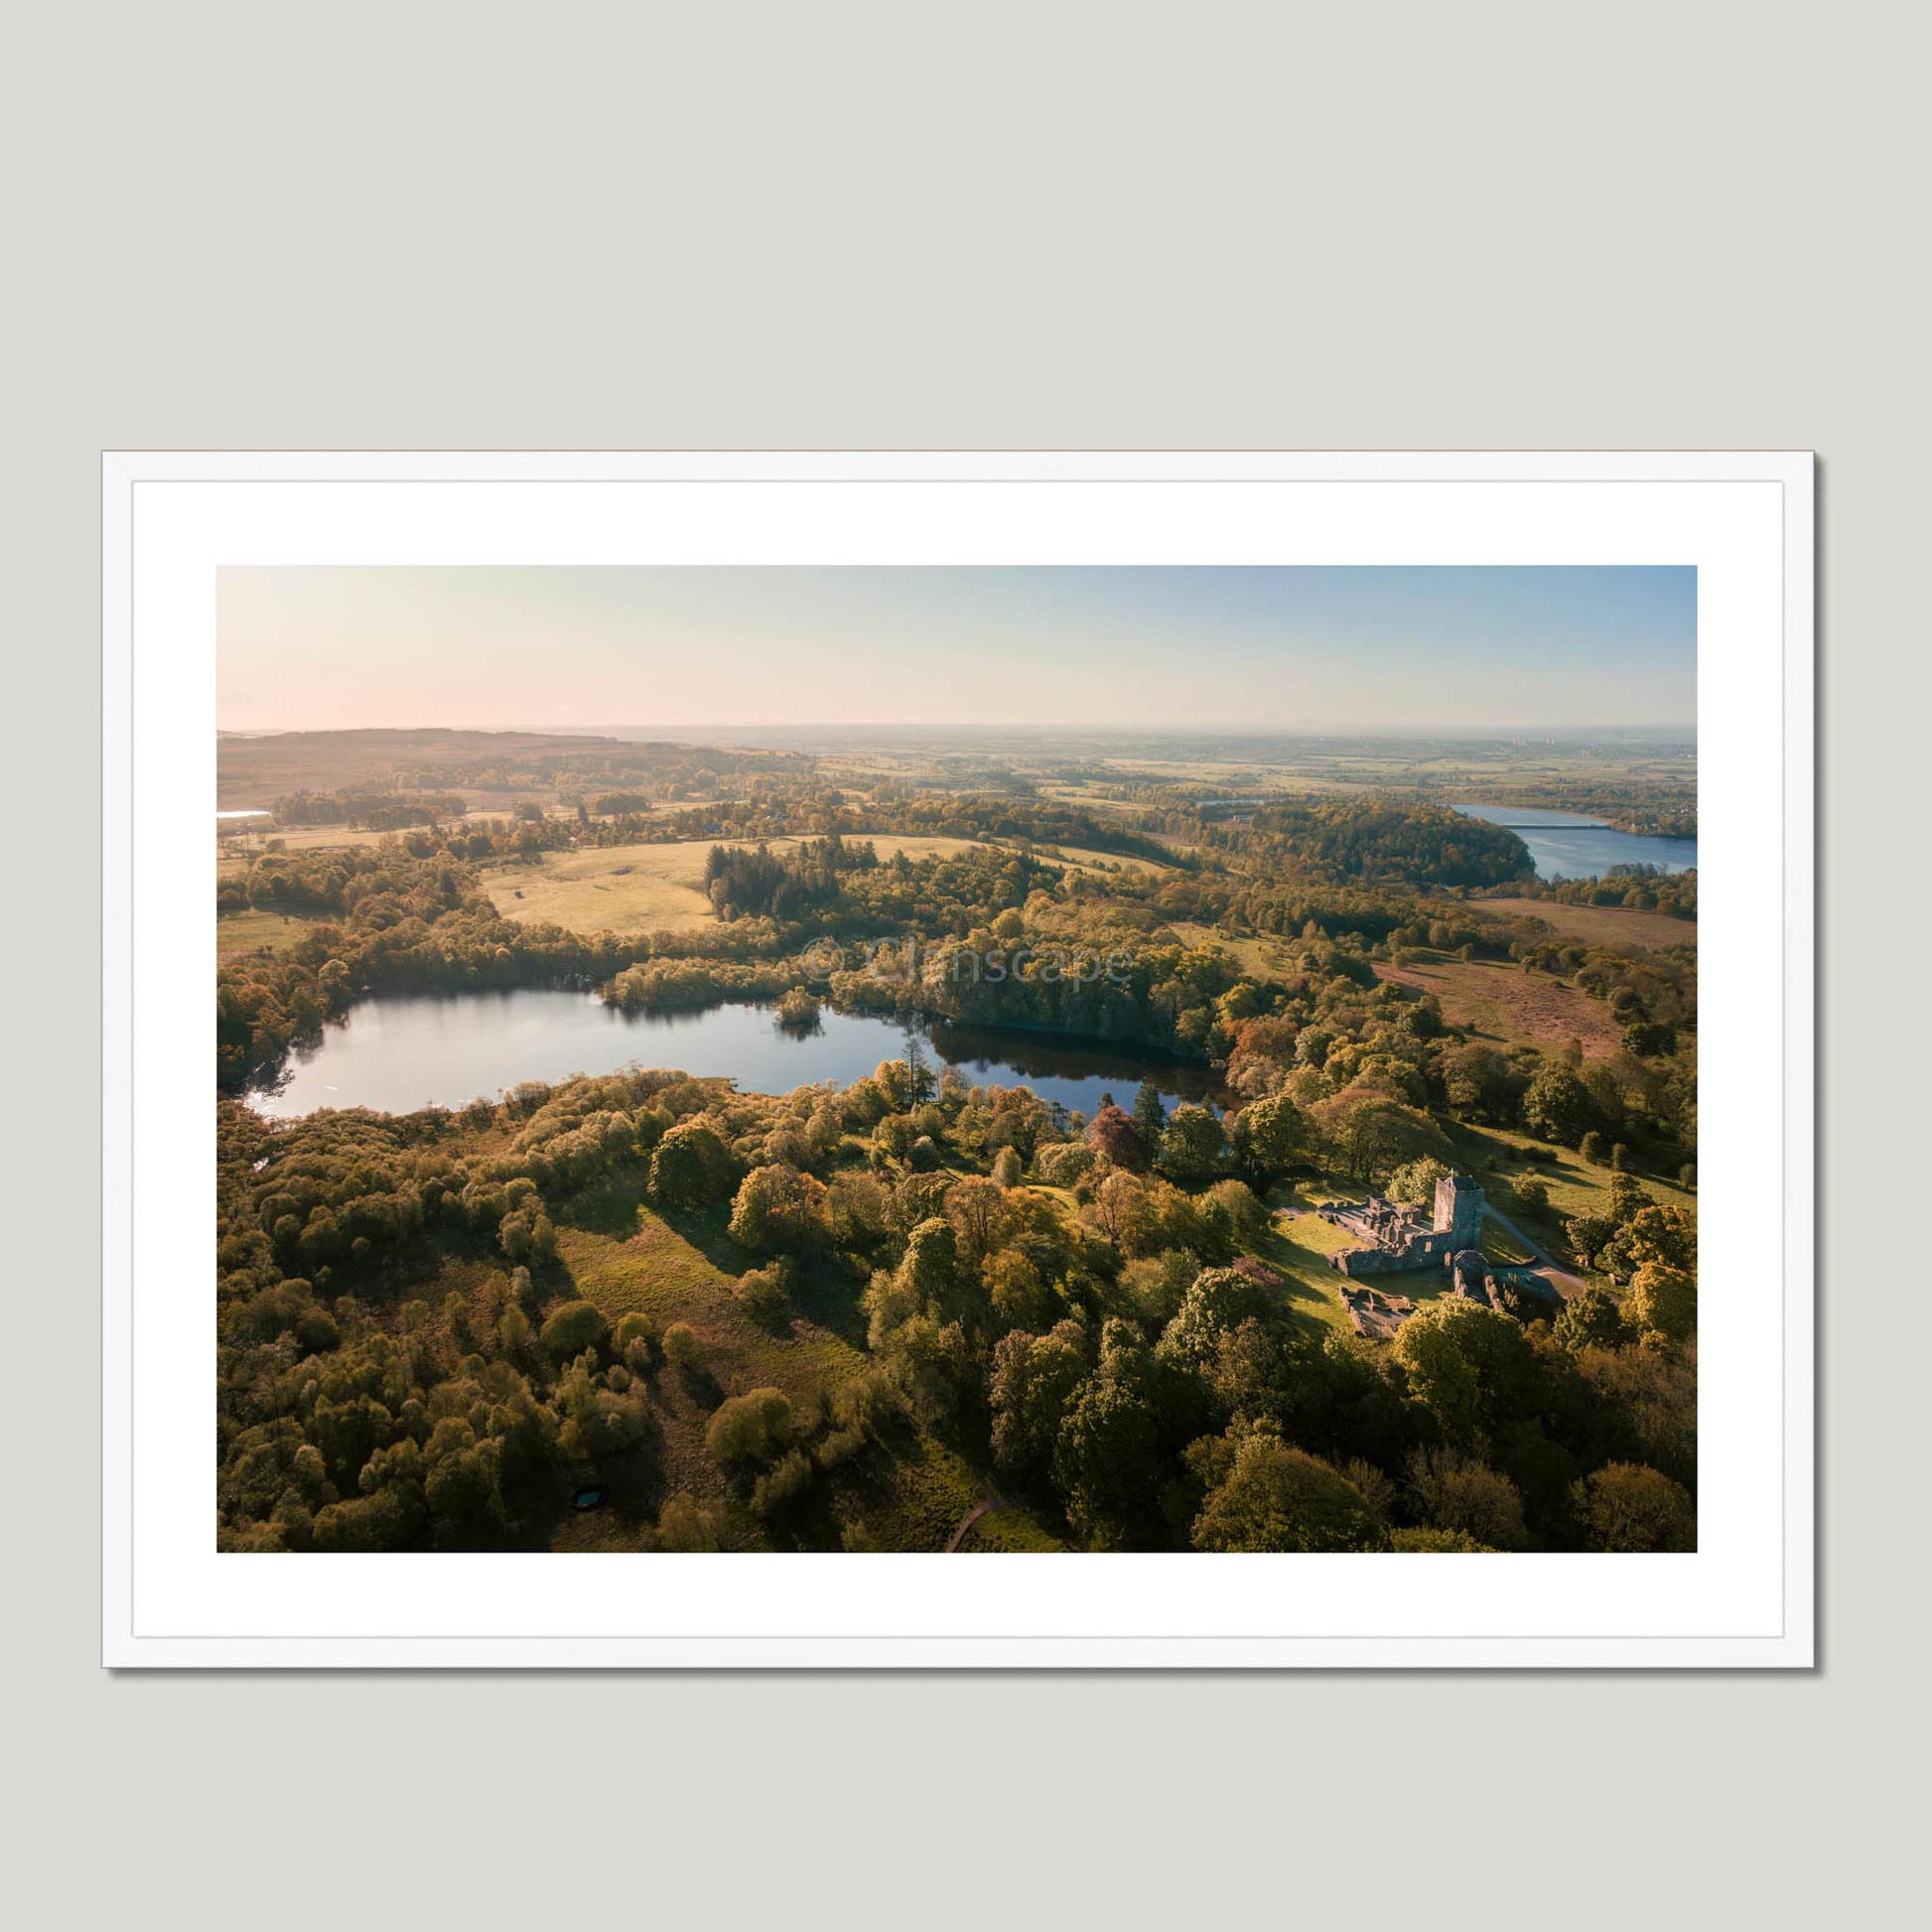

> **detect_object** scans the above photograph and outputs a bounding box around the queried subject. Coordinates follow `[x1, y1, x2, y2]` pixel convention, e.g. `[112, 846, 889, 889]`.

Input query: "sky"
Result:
[216, 565, 1696, 734]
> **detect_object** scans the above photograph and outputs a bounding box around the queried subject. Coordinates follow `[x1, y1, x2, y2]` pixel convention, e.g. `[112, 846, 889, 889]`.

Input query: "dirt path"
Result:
[1483, 1203, 1591, 1298]
[944, 1494, 1000, 1553]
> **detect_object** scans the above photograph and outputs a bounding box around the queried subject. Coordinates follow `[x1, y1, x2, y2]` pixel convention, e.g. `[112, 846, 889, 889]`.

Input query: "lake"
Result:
[247, 988, 1223, 1121]
[1453, 803, 1698, 882]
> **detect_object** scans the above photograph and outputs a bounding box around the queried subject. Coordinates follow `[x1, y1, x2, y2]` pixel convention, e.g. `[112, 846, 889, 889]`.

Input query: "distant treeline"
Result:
[1243, 799, 1533, 889]
[271, 789, 471, 829]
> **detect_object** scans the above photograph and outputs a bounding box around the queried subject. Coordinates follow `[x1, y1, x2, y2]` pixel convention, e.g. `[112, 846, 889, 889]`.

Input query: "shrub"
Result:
[537, 1299, 610, 1363]
[1035, 1141, 1096, 1187]
[1509, 1173, 1551, 1214]
[751, 1449, 816, 1519]
[733, 1261, 792, 1327]
[613, 1311, 658, 1371]
[656, 1492, 724, 1552]
[705, 1387, 794, 1469]
[662, 1321, 706, 1379]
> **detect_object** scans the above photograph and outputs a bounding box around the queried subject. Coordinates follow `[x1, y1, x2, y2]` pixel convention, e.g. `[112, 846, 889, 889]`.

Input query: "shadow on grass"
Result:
[550, 1170, 654, 1238]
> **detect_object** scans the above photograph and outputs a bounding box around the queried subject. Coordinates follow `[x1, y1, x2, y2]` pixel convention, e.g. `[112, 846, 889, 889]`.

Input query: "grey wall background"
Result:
[7, 2, 1919, 1923]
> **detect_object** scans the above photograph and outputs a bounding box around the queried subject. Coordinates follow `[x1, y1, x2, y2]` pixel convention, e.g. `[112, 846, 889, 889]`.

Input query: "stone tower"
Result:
[1433, 1171, 1484, 1249]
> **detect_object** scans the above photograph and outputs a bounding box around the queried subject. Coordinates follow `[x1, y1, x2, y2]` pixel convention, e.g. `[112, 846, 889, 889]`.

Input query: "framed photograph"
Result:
[102, 450, 1813, 1667]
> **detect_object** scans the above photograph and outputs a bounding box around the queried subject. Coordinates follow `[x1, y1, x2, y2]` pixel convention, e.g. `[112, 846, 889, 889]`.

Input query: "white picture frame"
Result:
[102, 450, 1814, 1669]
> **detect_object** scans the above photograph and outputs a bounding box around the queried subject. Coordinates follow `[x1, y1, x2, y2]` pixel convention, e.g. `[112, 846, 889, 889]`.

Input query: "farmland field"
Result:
[1474, 896, 1699, 950]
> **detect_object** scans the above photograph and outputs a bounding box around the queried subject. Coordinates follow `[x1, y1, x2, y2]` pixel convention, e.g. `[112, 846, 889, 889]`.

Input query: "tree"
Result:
[1156, 1267, 1278, 1374]
[983, 1246, 1052, 1331]
[537, 1299, 609, 1364]
[1442, 1042, 1521, 1122]
[1389, 1527, 1494, 1552]
[1054, 1373, 1161, 1549]
[1084, 1169, 1157, 1254]
[1525, 1064, 1594, 1146]
[1085, 1103, 1147, 1171]
[1571, 1462, 1696, 1552]
[649, 1118, 736, 1210]
[1309, 1081, 1448, 1183]
[1190, 1429, 1388, 1553]
[1386, 1156, 1450, 1208]
[1564, 1212, 1617, 1269]
[1199, 1177, 1267, 1253]
[990, 1322, 1088, 1479]
[1407, 1447, 1529, 1550]
[704, 1388, 794, 1469]
[902, 1033, 934, 1105]
[1132, 1079, 1169, 1145]
[1233, 1090, 1304, 1180]
[613, 1311, 658, 1371]
[945, 1174, 1014, 1281]
[991, 1145, 1024, 1189]
[1600, 1205, 1696, 1283]
[1157, 1104, 1227, 1183]
[1390, 1298, 1539, 1445]
[1553, 1285, 1628, 1354]
[732, 1261, 791, 1327]
[1624, 1261, 1697, 1343]
[661, 1321, 707, 1385]
[728, 1163, 830, 1255]
[875, 1312, 973, 1427]
[897, 1215, 959, 1309]
[1509, 1173, 1550, 1214]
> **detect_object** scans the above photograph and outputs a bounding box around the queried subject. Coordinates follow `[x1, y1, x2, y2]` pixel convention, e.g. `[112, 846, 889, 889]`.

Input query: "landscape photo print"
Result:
[216, 563, 1702, 1560]
[106, 453, 1810, 1666]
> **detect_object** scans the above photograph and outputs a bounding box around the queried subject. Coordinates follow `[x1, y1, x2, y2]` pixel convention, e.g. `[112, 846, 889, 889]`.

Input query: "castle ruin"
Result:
[1324, 1171, 1485, 1278]
[1322, 1172, 1564, 1335]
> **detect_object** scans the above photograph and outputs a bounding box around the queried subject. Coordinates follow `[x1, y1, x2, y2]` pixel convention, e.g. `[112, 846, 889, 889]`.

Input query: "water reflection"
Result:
[248, 988, 1223, 1122]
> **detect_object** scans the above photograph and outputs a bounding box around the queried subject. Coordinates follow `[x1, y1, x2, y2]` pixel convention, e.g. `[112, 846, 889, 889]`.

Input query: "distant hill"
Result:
[216, 729, 628, 807]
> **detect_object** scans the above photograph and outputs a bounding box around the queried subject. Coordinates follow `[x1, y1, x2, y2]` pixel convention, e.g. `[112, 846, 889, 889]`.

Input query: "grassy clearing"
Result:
[1375, 951, 1624, 1057]
[959, 1505, 1066, 1553]
[481, 834, 992, 935]
[1041, 843, 1177, 878]
[1163, 920, 1300, 982]
[215, 907, 316, 960]
[1474, 896, 1699, 951]
[1244, 1208, 1363, 1338]
[1441, 1121, 1696, 1276]
[539, 1178, 1043, 1550]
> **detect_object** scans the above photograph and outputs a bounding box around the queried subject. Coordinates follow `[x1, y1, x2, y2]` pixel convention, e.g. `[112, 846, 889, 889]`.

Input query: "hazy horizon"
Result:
[218, 565, 1697, 735]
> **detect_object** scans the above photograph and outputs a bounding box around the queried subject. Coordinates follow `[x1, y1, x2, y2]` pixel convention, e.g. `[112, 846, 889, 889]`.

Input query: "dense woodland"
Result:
[216, 733, 1698, 1555]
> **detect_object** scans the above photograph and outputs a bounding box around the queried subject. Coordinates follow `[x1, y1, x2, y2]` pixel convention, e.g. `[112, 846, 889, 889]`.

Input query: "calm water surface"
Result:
[1453, 802, 1697, 882]
[249, 989, 1221, 1121]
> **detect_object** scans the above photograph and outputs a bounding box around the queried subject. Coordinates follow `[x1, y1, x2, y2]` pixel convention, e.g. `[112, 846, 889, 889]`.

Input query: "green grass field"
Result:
[481, 834, 992, 935]
[215, 907, 316, 960]
[1474, 896, 1698, 951]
